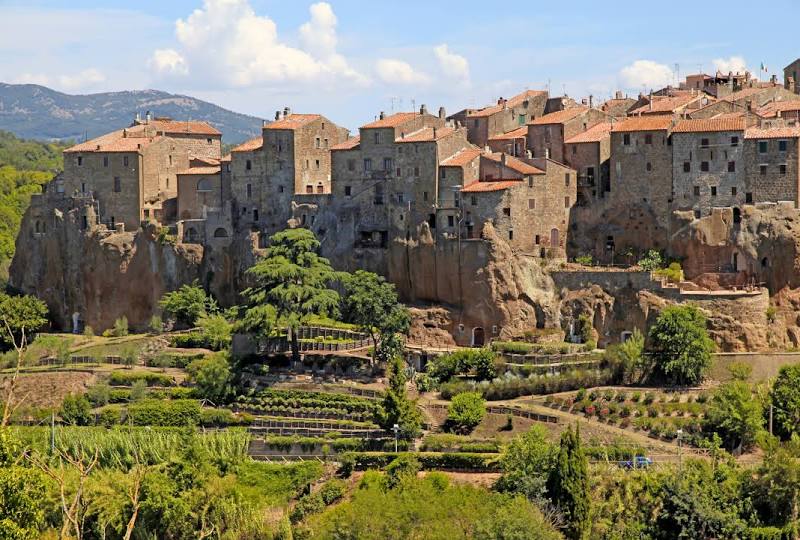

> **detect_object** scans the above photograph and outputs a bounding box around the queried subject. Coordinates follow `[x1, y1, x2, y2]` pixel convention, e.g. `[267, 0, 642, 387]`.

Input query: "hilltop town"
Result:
[11, 61, 800, 353]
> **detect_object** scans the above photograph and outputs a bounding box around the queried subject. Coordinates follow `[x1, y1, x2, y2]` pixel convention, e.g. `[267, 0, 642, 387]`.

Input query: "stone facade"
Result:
[785, 59, 800, 94]
[564, 122, 612, 204]
[454, 90, 548, 148]
[527, 107, 607, 163]
[744, 127, 800, 207]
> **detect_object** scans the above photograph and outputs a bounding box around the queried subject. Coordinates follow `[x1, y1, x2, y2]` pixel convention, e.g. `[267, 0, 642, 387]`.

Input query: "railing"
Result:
[425, 403, 558, 424]
[37, 355, 124, 366]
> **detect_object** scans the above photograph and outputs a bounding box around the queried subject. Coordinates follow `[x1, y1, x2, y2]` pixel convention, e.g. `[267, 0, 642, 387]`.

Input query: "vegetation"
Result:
[637, 249, 664, 271]
[158, 281, 218, 327]
[377, 356, 423, 439]
[704, 380, 764, 451]
[186, 351, 232, 403]
[548, 425, 589, 540]
[446, 391, 486, 433]
[771, 364, 800, 440]
[648, 305, 715, 385]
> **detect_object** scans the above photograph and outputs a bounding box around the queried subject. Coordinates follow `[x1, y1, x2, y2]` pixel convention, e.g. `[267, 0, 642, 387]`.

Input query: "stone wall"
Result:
[745, 136, 800, 206]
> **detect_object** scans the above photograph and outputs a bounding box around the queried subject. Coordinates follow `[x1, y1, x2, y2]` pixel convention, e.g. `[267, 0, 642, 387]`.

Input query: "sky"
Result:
[0, 0, 796, 132]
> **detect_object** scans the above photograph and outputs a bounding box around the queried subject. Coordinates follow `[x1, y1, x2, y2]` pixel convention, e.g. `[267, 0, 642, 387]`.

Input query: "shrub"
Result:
[108, 370, 174, 387]
[575, 254, 593, 266]
[149, 315, 163, 334]
[86, 383, 111, 406]
[97, 405, 122, 427]
[127, 399, 201, 426]
[631, 392, 642, 403]
[766, 306, 777, 324]
[112, 316, 129, 337]
[491, 341, 534, 355]
[159, 281, 218, 327]
[575, 388, 586, 401]
[654, 262, 684, 283]
[129, 379, 147, 401]
[447, 392, 486, 434]
[637, 249, 663, 271]
[83, 326, 95, 338]
[59, 393, 92, 425]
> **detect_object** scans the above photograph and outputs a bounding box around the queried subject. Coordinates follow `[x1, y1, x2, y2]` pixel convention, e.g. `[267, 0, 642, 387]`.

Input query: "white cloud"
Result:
[713, 55, 747, 74]
[619, 60, 674, 90]
[434, 44, 469, 80]
[148, 49, 189, 76]
[11, 73, 51, 86]
[150, 0, 365, 88]
[376, 59, 429, 85]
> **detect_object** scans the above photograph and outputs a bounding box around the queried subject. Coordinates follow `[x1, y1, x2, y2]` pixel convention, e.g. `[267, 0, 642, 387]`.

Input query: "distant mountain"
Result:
[0, 83, 265, 144]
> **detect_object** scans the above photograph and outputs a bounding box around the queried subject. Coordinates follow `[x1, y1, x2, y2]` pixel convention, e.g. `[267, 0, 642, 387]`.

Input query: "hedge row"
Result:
[440, 369, 618, 401]
[340, 452, 502, 472]
[260, 436, 408, 453]
[108, 370, 174, 387]
[95, 404, 251, 428]
[106, 387, 195, 404]
[127, 399, 201, 426]
[420, 434, 501, 453]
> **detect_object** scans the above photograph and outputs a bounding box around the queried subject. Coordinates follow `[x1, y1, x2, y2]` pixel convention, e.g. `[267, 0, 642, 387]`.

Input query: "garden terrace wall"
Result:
[425, 403, 558, 424]
[550, 269, 660, 292]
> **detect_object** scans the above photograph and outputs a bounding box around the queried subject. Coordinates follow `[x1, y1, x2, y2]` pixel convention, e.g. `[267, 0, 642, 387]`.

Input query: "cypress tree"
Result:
[547, 424, 590, 539]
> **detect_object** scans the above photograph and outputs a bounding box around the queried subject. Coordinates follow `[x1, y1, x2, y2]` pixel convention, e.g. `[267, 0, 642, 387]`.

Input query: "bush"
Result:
[446, 392, 486, 434]
[59, 393, 92, 425]
[575, 254, 593, 266]
[159, 281, 218, 327]
[86, 383, 111, 406]
[97, 405, 122, 427]
[127, 399, 201, 426]
[655, 261, 684, 283]
[149, 315, 163, 334]
[83, 325, 95, 338]
[491, 341, 535, 355]
[200, 408, 241, 427]
[112, 316, 129, 337]
[637, 249, 663, 271]
[108, 370, 174, 387]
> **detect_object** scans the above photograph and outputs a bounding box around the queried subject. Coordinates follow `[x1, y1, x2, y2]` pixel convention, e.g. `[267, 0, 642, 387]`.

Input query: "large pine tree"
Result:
[547, 424, 590, 539]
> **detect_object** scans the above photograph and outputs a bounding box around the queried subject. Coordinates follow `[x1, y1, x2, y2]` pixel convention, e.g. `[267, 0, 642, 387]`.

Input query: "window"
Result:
[473, 119, 479, 127]
[693, 186, 700, 196]
[317, 185, 323, 194]
[423, 191, 428, 201]
[694, 210, 701, 219]
[528, 177, 533, 187]
[383, 157, 392, 170]
[315, 159, 320, 169]
[646, 162, 652, 172]
[645, 133, 653, 145]
[103, 156, 109, 167]
[246, 184, 252, 199]
[397, 192, 405, 203]
[113, 176, 121, 193]
[759, 140, 768, 154]
[81, 182, 86, 193]
[508, 230, 514, 240]
[564, 196, 570, 208]
[728, 161, 736, 172]
[683, 161, 691, 172]
[169, 155, 172, 167]
[528, 199, 535, 209]
[779, 140, 788, 152]
[123, 156, 129, 167]
[572, 145, 577, 154]
[315, 137, 320, 149]
[711, 186, 717, 197]
[345, 185, 352, 196]
[535, 234, 540, 244]
[253, 209, 259, 221]
[374, 184, 383, 205]
[700, 137, 709, 148]
[501, 207, 511, 217]
[324, 138, 328, 148]
[347, 159, 355, 171]
[781, 164, 787, 175]
[441, 168, 446, 178]
[306, 185, 313, 194]
[305, 159, 309, 169]
[564, 173, 570, 186]
[746, 192, 753, 203]
[701, 161, 709, 172]
[448, 215, 454, 227]
[77, 156, 83, 166]
[731, 136, 739, 147]
[471, 196, 477, 206]
[414, 166, 420, 177]
[732, 187, 737, 196]
[246, 159, 252, 170]
[623, 133, 631, 146]
[396, 167, 401, 177]
[364, 158, 372, 171]
[374, 132, 380, 144]
[760, 165, 768, 176]
[279, 185, 284, 193]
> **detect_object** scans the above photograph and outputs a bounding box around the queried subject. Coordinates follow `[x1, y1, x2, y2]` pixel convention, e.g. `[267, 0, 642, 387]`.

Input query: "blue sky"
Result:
[0, 0, 796, 132]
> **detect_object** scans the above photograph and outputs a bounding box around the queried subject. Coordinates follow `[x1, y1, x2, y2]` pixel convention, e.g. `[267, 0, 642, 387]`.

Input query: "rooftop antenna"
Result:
[390, 97, 399, 113]
[411, 98, 416, 113]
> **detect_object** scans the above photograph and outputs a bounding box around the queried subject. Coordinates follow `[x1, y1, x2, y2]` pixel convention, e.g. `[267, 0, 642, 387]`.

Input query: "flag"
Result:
[761, 62, 767, 72]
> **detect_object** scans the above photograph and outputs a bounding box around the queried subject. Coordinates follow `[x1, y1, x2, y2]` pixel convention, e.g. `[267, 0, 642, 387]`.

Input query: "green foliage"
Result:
[377, 357, 422, 439]
[59, 393, 92, 425]
[446, 392, 486, 434]
[0, 461, 46, 539]
[771, 364, 800, 439]
[127, 399, 202, 426]
[112, 316, 129, 337]
[491, 341, 534, 354]
[547, 425, 589, 540]
[186, 351, 232, 403]
[107, 370, 173, 387]
[655, 262, 684, 283]
[234, 303, 278, 340]
[158, 281, 218, 327]
[129, 379, 147, 401]
[648, 305, 714, 385]
[575, 254, 593, 266]
[728, 361, 753, 381]
[495, 425, 554, 504]
[384, 454, 421, 489]
[0, 292, 48, 345]
[578, 313, 593, 343]
[637, 249, 664, 271]
[86, 382, 111, 407]
[290, 478, 346, 523]
[195, 313, 233, 351]
[82, 325, 95, 337]
[148, 315, 163, 334]
[704, 381, 764, 451]
[606, 328, 645, 383]
[766, 305, 778, 324]
[426, 348, 497, 385]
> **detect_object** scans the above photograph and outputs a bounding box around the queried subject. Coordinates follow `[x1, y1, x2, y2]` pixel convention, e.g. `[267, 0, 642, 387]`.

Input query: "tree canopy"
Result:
[648, 305, 714, 386]
[0, 292, 48, 347]
[158, 281, 218, 328]
[548, 425, 589, 540]
[771, 364, 800, 440]
[704, 380, 764, 451]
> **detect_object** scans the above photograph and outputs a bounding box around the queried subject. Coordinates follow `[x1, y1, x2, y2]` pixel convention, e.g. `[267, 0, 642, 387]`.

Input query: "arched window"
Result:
[213, 227, 229, 238]
[196, 178, 212, 192]
[550, 228, 560, 247]
[472, 327, 485, 347]
[185, 227, 198, 243]
[35, 221, 40, 233]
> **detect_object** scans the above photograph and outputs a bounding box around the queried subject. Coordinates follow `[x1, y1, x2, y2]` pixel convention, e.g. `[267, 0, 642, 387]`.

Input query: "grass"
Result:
[304, 315, 360, 331]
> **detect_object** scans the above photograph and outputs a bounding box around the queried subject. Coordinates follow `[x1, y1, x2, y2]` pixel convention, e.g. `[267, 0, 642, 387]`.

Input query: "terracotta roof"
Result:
[177, 166, 220, 175]
[488, 126, 528, 141]
[231, 136, 263, 152]
[396, 126, 455, 143]
[461, 179, 522, 193]
[330, 136, 361, 151]
[467, 90, 547, 118]
[441, 147, 482, 167]
[721, 87, 765, 103]
[361, 112, 419, 129]
[757, 100, 800, 117]
[565, 122, 612, 144]
[611, 116, 673, 133]
[483, 153, 543, 175]
[744, 126, 800, 139]
[140, 119, 221, 136]
[530, 106, 588, 125]
[64, 130, 161, 153]
[221, 154, 231, 162]
[672, 117, 745, 133]
[265, 114, 321, 130]
[628, 94, 704, 115]
[191, 156, 220, 165]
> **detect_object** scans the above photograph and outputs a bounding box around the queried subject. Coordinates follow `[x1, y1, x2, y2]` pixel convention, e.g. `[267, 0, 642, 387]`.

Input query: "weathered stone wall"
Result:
[177, 172, 223, 221]
[745, 136, 800, 206]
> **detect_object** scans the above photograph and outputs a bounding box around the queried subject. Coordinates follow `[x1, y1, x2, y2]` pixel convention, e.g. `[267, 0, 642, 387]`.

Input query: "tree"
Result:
[377, 356, 422, 439]
[547, 424, 589, 540]
[607, 328, 645, 383]
[158, 281, 218, 328]
[446, 392, 486, 434]
[235, 304, 278, 341]
[244, 228, 340, 363]
[196, 313, 232, 351]
[59, 393, 92, 426]
[426, 349, 497, 385]
[637, 249, 663, 271]
[187, 352, 231, 404]
[112, 316, 129, 337]
[495, 425, 555, 504]
[342, 270, 410, 365]
[771, 364, 800, 439]
[704, 380, 764, 452]
[648, 305, 714, 386]
[753, 439, 800, 527]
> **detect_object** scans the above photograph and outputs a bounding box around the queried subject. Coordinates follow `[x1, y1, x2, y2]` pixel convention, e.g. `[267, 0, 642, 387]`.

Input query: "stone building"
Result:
[527, 106, 607, 163]
[757, 100, 800, 125]
[460, 154, 576, 257]
[228, 135, 266, 232]
[451, 90, 548, 148]
[487, 126, 528, 156]
[744, 126, 800, 207]
[691, 86, 798, 119]
[600, 92, 636, 118]
[784, 58, 800, 94]
[436, 147, 482, 239]
[564, 122, 612, 204]
[671, 117, 747, 218]
[627, 92, 710, 116]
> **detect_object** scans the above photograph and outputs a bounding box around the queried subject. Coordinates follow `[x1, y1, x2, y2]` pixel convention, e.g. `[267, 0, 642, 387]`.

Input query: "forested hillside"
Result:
[0, 130, 64, 280]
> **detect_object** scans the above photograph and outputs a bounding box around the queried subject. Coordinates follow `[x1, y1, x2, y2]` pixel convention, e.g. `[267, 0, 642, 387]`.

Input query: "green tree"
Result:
[59, 393, 92, 425]
[112, 316, 129, 337]
[753, 439, 800, 527]
[377, 356, 422, 439]
[637, 249, 664, 271]
[648, 305, 714, 385]
[129, 379, 147, 402]
[547, 425, 589, 540]
[771, 364, 800, 439]
[446, 392, 486, 434]
[234, 304, 278, 341]
[704, 380, 764, 451]
[607, 328, 645, 383]
[384, 454, 421, 490]
[158, 281, 218, 328]
[495, 425, 555, 504]
[148, 315, 163, 334]
[244, 228, 340, 363]
[0, 292, 48, 346]
[196, 313, 232, 351]
[342, 270, 410, 365]
[187, 352, 231, 404]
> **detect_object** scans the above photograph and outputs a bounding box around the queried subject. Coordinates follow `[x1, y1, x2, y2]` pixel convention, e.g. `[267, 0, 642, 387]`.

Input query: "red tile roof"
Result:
[467, 90, 547, 118]
[231, 136, 263, 152]
[361, 112, 419, 129]
[611, 116, 673, 132]
[441, 147, 482, 167]
[177, 166, 220, 175]
[628, 94, 705, 115]
[461, 179, 522, 193]
[330, 136, 361, 151]
[530, 106, 588, 125]
[757, 99, 800, 117]
[191, 156, 220, 165]
[396, 126, 455, 143]
[721, 87, 766, 103]
[142, 119, 221, 136]
[64, 130, 161, 153]
[565, 122, 612, 144]
[744, 126, 800, 139]
[266, 114, 321, 130]
[672, 117, 746, 133]
[488, 126, 528, 141]
[483, 153, 543, 175]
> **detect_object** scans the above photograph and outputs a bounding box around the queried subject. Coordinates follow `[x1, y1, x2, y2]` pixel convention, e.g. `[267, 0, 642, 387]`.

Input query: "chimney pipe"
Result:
[275, 111, 281, 121]
[589, 95, 593, 108]
[379, 111, 386, 120]
[145, 111, 152, 123]
[283, 106, 291, 118]
[420, 104, 427, 115]
[438, 106, 446, 119]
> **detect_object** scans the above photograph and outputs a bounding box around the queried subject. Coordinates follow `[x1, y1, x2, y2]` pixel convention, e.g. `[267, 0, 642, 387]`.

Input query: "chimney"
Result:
[95, 144, 101, 151]
[438, 106, 446, 119]
[746, 100, 753, 112]
[771, 74, 778, 86]
[420, 104, 428, 115]
[497, 97, 504, 105]
[145, 111, 152, 123]
[589, 95, 593, 108]
[502, 99, 508, 110]
[275, 111, 281, 121]
[122, 129, 127, 138]
[262, 119, 268, 127]
[615, 90, 623, 100]
[283, 107, 291, 118]
[581, 98, 588, 106]
[135, 112, 141, 123]
[649, 91, 653, 111]
[379, 111, 386, 120]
